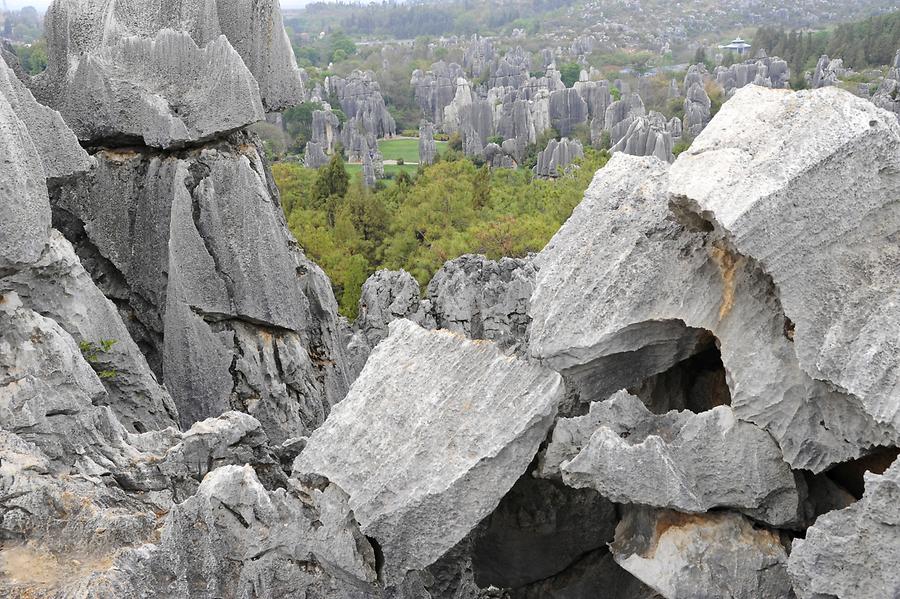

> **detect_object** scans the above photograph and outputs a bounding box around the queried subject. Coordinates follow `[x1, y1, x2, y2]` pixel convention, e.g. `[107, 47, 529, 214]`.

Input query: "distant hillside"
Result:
[286, 0, 899, 50]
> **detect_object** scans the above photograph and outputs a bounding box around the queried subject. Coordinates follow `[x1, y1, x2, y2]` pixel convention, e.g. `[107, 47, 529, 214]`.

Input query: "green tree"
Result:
[559, 62, 581, 88]
[314, 154, 350, 212]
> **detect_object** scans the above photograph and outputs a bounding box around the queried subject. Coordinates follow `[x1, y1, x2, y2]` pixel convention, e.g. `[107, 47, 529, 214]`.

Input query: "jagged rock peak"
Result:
[32, 0, 304, 147]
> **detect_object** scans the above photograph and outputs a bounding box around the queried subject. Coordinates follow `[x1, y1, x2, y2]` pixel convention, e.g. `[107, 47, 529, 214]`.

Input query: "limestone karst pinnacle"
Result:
[0, 2, 898, 598]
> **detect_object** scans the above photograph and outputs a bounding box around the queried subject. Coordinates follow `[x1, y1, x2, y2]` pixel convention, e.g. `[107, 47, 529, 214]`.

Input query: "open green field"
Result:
[345, 162, 420, 184]
[377, 138, 449, 164]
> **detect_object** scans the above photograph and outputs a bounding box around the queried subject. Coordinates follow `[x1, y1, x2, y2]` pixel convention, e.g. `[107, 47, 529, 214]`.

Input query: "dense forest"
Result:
[275, 150, 608, 317]
[752, 11, 900, 74]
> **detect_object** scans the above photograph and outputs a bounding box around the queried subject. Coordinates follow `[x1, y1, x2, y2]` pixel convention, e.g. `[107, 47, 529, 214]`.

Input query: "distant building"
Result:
[720, 37, 752, 56]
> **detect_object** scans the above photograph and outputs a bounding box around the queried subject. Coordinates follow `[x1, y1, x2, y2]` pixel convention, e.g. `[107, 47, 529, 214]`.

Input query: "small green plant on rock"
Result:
[79, 339, 119, 379]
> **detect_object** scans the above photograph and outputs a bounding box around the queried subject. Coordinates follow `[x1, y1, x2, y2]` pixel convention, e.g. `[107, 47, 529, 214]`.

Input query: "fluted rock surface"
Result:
[529, 152, 896, 472]
[670, 85, 900, 433]
[419, 121, 437, 165]
[610, 112, 674, 162]
[545, 391, 798, 526]
[788, 458, 900, 599]
[37, 0, 304, 115]
[294, 319, 563, 584]
[53, 134, 352, 440]
[533, 137, 584, 178]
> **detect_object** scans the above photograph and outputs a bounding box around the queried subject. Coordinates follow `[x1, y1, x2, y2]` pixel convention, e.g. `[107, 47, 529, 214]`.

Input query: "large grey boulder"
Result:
[353, 269, 429, 351]
[37, 0, 304, 115]
[670, 85, 900, 435]
[545, 391, 798, 526]
[53, 133, 353, 440]
[811, 55, 842, 88]
[310, 108, 340, 153]
[612, 507, 794, 599]
[529, 152, 896, 472]
[294, 319, 563, 584]
[788, 458, 900, 599]
[304, 140, 329, 168]
[533, 137, 584, 178]
[411, 61, 465, 127]
[327, 70, 396, 138]
[37, 28, 265, 148]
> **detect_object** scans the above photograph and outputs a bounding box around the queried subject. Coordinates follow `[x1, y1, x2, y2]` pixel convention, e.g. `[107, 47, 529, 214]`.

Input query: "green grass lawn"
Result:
[377, 138, 448, 164]
[345, 162, 420, 185]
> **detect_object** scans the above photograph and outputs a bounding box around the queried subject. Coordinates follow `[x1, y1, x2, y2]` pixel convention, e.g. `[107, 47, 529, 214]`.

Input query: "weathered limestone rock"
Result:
[546, 391, 798, 526]
[342, 115, 378, 162]
[612, 508, 793, 599]
[426, 254, 536, 351]
[294, 319, 563, 584]
[788, 458, 900, 599]
[2, 231, 178, 432]
[811, 54, 843, 88]
[53, 134, 352, 441]
[304, 140, 329, 168]
[310, 108, 340, 153]
[716, 57, 790, 95]
[38, 29, 265, 148]
[574, 79, 612, 121]
[529, 153, 896, 472]
[463, 34, 495, 80]
[872, 49, 900, 119]
[0, 54, 91, 181]
[489, 46, 530, 89]
[459, 99, 494, 157]
[327, 70, 396, 138]
[683, 81, 710, 137]
[610, 112, 674, 163]
[411, 61, 465, 127]
[533, 137, 584, 178]
[670, 85, 900, 434]
[514, 549, 661, 599]
[471, 475, 618, 590]
[605, 92, 646, 145]
[442, 77, 474, 135]
[362, 150, 378, 187]
[549, 87, 589, 136]
[77, 465, 378, 598]
[419, 121, 437, 165]
[37, 0, 304, 116]
[483, 142, 516, 168]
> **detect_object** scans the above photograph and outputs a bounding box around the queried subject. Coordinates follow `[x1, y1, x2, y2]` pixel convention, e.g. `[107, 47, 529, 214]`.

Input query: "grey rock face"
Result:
[1, 231, 178, 433]
[328, 70, 396, 139]
[529, 153, 896, 472]
[426, 254, 536, 350]
[80, 465, 378, 598]
[788, 458, 900, 599]
[533, 137, 584, 178]
[872, 49, 900, 119]
[39, 29, 265, 148]
[38, 0, 304, 116]
[362, 150, 378, 187]
[682, 81, 711, 137]
[411, 61, 465, 127]
[610, 112, 675, 163]
[419, 121, 437, 165]
[459, 99, 494, 157]
[605, 92, 646, 145]
[670, 86, 900, 435]
[715, 57, 790, 94]
[612, 507, 793, 599]
[463, 34, 495, 80]
[294, 319, 563, 584]
[489, 46, 531, 89]
[549, 87, 589, 137]
[304, 140, 329, 168]
[53, 134, 352, 441]
[311, 108, 340, 153]
[574, 79, 612, 121]
[471, 475, 617, 590]
[549, 391, 798, 526]
[811, 55, 842, 88]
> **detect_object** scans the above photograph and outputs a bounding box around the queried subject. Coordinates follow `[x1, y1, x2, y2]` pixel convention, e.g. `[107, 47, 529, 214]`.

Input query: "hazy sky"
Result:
[3, 0, 329, 9]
